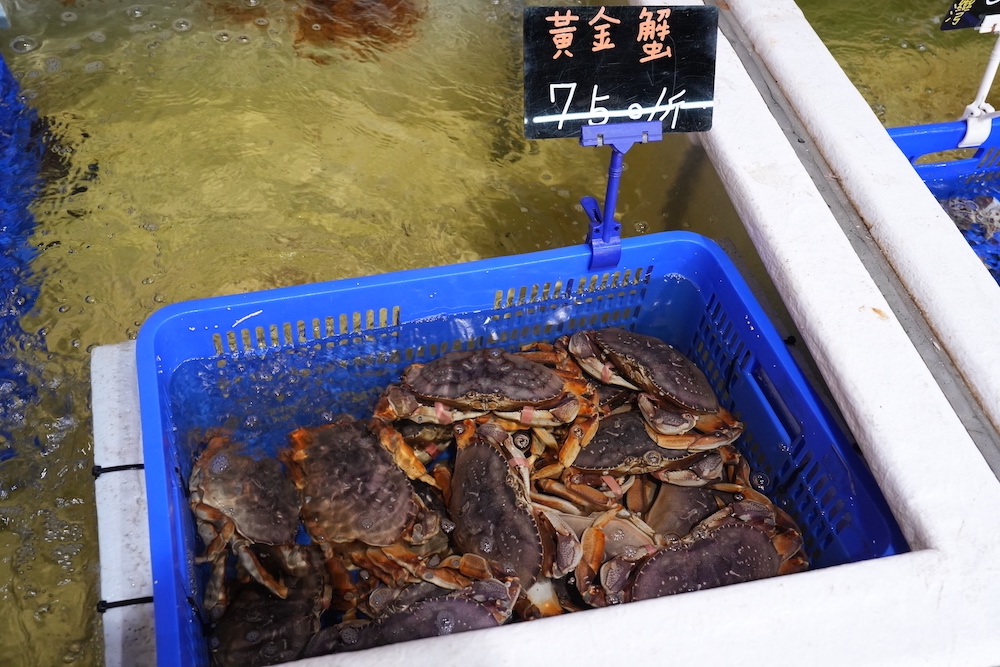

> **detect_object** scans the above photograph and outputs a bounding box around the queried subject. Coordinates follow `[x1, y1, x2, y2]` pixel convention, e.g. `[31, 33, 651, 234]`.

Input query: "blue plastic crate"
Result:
[136, 230, 908, 667]
[888, 117, 1000, 199]
[888, 118, 1000, 282]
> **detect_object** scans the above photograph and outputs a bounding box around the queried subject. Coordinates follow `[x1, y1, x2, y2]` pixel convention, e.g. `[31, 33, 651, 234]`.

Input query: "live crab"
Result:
[192, 327, 810, 665]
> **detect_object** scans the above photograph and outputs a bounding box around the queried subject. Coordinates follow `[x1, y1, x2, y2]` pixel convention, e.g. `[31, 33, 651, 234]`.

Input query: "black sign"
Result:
[523, 5, 717, 140]
[941, 0, 1000, 30]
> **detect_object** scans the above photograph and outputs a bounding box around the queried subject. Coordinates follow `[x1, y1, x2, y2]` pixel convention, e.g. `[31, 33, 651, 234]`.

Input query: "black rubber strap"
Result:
[96, 596, 154, 613]
[92, 463, 144, 478]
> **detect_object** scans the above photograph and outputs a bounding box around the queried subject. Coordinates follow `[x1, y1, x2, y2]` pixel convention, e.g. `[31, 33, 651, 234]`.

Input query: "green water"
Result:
[0, 1, 743, 664]
[796, 0, 995, 127]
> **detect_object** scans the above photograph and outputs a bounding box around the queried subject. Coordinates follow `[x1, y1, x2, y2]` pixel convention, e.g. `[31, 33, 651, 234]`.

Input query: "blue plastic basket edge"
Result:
[135, 230, 906, 665]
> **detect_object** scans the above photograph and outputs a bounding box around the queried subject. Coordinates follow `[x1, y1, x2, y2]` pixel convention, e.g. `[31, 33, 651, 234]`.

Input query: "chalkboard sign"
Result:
[941, 0, 1000, 30]
[523, 5, 717, 140]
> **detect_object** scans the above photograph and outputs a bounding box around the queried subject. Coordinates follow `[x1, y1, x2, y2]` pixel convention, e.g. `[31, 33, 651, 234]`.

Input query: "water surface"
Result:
[0, 1, 744, 663]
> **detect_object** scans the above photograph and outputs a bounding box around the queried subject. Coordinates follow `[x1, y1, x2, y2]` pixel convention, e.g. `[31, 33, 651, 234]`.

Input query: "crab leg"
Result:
[370, 420, 440, 489]
[232, 539, 288, 600]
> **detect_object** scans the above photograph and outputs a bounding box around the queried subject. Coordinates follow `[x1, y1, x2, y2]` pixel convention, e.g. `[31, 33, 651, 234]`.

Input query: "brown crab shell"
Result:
[629, 521, 782, 600]
[449, 434, 545, 589]
[572, 410, 694, 475]
[191, 435, 300, 546]
[592, 328, 719, 414]
[283, 418, 417, 547]
[405, 348, 566, 411]
[208, 544, 329, 667]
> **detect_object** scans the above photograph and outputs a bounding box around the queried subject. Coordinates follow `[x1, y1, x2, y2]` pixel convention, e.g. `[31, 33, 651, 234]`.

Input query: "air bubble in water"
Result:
[237, 35, 251, 44]
[45, 58, 62, 73]
[173, 19, 192, 32]
[10, 36, 39, 54]
[209, 454, 229, 475]
[89, 31, 107, 43]
[435, 610, 456, 635]
[479, 535, 494, 553]
[61, 12, 78, 22]
[214, 31, 231, 42]
[340, 626, 360, 645]
[255, 17, 269, 26]
[126, 5, 144, 19]
[245, 0, 261, 6]
[634, 220, 649, 233]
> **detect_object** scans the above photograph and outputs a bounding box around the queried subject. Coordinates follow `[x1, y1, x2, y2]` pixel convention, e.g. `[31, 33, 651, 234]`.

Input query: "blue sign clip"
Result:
[580, 121, 663, 270]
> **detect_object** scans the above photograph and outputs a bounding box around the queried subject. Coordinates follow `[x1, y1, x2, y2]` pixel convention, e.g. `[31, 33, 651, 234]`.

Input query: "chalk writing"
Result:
[589, 6, 621, 53]
[546, 10, 579, 59]
[637, 7, 672, 63]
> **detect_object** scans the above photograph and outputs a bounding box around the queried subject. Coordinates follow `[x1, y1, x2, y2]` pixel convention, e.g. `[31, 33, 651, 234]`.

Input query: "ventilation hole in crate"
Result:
[212, 333, 224, 355]
[803, 461, 821, 486]
[820, 484, 837, 508]
[835, 512, 853, 533]
[735, 345, 751, 372]
[812, 473, 827, 496]
[979, 146, 1000, 169]
[282, 322, 293, 345]
[827, 498, 845, 523]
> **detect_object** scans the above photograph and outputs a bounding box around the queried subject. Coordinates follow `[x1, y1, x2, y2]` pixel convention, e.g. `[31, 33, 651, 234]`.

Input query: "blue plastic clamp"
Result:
[580, 121, 663, 270]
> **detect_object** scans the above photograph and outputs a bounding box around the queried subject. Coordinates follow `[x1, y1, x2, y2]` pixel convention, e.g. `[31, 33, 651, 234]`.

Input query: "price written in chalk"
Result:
[523, 5, 718, 140]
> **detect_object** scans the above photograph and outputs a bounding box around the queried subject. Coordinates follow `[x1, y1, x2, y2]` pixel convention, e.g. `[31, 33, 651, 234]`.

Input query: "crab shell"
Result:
[208, 544, 331, 667]
[582, 328, 719, 413]
[405, 348, 567, 411]
[188, 434, 301, 613]
[571, 410, 705, 475]
[282, 417, 417, 547]
[448, 421, 546, 590]
[629, 498, 809, 601]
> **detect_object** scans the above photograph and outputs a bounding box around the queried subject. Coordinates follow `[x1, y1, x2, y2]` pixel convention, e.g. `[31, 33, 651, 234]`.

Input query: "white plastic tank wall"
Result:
[92, 2, 1000, 665]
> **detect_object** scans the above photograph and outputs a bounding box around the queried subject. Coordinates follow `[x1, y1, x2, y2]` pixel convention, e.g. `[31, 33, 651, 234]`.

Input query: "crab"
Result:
[559, 508, 662, 607]
[208, 543, 331, 667]
[302, 574, 520, 658]
[567, 328, 744, 448]
[373, 347, 600, 485]
[628, 495, 809, 601]
[528, 412, 739, 515]
[375, 347, 594, 427]
[281, 416, 493, 613]
[188, 433, 301, 617]
[448, 419, 584, 618]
